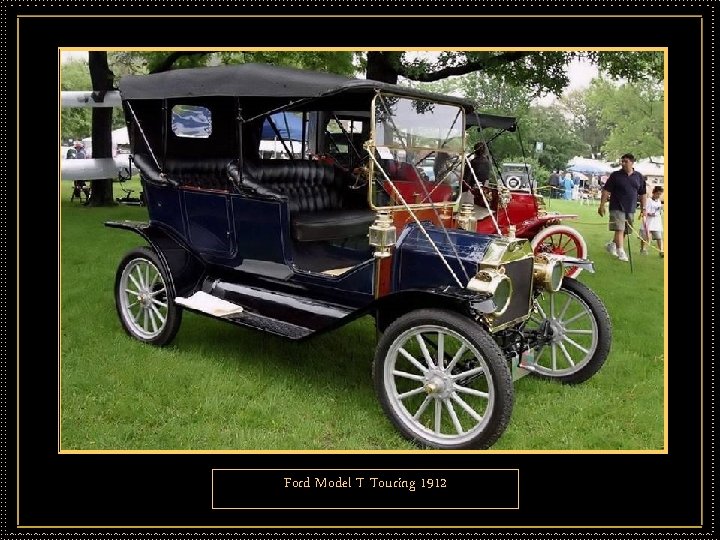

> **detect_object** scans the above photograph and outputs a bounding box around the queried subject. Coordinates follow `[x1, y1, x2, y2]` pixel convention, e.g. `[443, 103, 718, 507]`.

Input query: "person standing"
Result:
[69, 141, 90, 204]
[548, 170, 560, 198]
[640, 185, 664, 257]
[562, 171, 574, 200]
[598, 153, 647, 262]
[74, 141, 87, 159]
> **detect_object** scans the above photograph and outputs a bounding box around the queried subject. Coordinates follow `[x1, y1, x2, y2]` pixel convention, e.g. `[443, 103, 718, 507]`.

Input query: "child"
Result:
[640, 186, 664, 257]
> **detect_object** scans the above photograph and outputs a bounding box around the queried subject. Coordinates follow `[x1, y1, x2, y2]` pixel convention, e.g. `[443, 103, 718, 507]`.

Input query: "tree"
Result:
[559, 88, 610, 158]
[518, 105, 588, 172]
[364, 51, 663, 94]
[61, 59, 126, 143]
[417, 72, 585, 173]
[585, 78, 664, 161]
[60, 60, 92, 143]
[112, 51, 357, 76]
[86, 52, 115, 207]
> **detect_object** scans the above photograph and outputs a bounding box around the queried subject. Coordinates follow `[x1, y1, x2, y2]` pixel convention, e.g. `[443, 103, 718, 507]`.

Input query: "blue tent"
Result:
[262, 112, 303, 141]
[566, 158, 613, 175]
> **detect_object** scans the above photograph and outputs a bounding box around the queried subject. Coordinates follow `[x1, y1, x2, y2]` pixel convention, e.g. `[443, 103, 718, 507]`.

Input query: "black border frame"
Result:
[5, 1, 713, 536]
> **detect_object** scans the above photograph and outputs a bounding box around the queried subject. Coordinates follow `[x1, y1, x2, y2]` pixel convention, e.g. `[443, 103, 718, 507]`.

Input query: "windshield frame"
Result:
[367, 91, 467, 210]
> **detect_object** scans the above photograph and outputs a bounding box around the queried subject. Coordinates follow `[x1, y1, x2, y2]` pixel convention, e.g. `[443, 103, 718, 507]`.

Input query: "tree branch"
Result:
[150, 52, 210, 73]
[398, 52, 534, 82]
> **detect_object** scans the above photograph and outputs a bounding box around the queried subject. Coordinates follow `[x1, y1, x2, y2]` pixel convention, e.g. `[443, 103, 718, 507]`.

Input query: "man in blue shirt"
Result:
[598, 153, 647, 262]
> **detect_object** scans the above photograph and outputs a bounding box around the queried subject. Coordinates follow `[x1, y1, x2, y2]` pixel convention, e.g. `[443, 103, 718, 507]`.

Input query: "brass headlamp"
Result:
[533, 254, 564, 292]
[467, 268, 513, 315]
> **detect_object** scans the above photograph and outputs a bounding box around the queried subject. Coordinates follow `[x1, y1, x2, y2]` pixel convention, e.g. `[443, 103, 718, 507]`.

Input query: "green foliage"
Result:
[109, 51, 357, 77]
[61, 60, 92, 142]
[398, 51, 663, 96]
[417, 73, 585, 173]
[519, 105, 589, 171]
[585, 78, 664, 161]
[61, 58, 126, 143]
[217, 51, 356, 76]
[559, 88, 610, 158]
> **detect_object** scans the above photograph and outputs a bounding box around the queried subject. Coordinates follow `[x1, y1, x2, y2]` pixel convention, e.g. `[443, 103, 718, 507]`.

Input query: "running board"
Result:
[175, 291, 244, 317]
[175, 290, 313, 340]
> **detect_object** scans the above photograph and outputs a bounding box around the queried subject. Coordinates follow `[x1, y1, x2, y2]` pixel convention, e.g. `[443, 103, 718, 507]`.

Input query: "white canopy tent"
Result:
[82, 127, 130, 149]
[259, 139, 303, 158]
[633, 158, 664, 180]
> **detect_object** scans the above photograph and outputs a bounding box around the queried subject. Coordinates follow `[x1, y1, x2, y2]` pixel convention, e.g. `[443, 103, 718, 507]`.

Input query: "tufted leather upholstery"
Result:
[164, 158, 234, 191]
[243, 160, 350, 213]
[242, 160, 374, 242]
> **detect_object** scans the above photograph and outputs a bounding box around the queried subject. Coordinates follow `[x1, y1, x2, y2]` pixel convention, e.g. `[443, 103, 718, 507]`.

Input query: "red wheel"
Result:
[531, 225, 588, 278]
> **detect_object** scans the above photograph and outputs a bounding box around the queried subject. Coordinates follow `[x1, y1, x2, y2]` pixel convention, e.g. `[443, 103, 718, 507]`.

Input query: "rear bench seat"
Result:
[134, 154, 375, 243]
[230, 160, 375, 243]
[133, 154, 234, 191]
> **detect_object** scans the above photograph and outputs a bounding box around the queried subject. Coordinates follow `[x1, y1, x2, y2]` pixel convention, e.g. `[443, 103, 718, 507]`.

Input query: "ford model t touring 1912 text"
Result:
[107, 63, 612, 449]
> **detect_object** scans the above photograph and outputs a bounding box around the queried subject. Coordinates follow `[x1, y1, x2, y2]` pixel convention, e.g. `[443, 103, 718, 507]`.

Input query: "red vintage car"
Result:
[366, 113, 588, 277]
[471, 182, 587, 278]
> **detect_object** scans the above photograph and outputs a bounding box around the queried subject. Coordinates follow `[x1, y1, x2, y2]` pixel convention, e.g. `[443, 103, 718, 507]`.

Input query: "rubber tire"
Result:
[373, 309, 514, 450]
[114, 246, 182, 347]
[531, 224, 588, 278]
[529, 277, 612, 385]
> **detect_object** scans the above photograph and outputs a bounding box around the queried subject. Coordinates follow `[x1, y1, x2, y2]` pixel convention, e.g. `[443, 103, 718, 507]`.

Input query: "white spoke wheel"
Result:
[524, 278, 611, 384]
[373, 309, 513, 450]
[531, 224, 588, 278]
[114, 247, 182, 346]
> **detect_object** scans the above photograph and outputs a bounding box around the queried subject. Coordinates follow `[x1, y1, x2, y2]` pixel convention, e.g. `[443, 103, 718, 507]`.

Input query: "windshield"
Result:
[369, 94, 465, 208]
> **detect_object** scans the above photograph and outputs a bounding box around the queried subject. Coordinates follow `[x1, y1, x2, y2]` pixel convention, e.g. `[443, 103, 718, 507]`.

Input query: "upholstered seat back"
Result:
[164, 158, 234, 191]
[243, 160, 351, 213]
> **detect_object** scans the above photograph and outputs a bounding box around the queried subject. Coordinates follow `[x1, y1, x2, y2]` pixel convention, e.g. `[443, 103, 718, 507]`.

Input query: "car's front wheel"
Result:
[114, 246, 182, 346]
[373, 309, 514, 450]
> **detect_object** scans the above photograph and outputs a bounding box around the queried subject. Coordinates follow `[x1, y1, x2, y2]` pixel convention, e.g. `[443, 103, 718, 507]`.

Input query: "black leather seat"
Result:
[164, 158, 234, 191]
[293, 209, 376, 242]
[240, 160, 375, 242]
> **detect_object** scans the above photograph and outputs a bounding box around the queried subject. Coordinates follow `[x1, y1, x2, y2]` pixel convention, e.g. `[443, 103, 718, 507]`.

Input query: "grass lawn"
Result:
[59, 181, 665, 451]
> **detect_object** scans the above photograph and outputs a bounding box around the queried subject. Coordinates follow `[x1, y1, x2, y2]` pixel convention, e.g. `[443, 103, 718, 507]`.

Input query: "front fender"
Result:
[105, 220, 206, 296]
[372, 288, 494, 333]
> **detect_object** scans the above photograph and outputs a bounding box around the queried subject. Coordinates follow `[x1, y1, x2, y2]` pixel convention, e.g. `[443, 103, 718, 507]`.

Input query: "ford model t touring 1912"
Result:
[107, 63, 611, 449]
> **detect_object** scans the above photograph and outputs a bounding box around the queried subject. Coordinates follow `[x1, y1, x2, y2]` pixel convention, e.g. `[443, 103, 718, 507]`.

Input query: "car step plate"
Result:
[174, 291, 244, 317]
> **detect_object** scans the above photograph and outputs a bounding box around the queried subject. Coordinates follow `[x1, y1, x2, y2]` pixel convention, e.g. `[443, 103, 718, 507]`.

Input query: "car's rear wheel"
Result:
[523, 278, 611, 384]
[373, 309, 513, 449]
[531, 224, 588, 278]
[114, 246, 182, 346]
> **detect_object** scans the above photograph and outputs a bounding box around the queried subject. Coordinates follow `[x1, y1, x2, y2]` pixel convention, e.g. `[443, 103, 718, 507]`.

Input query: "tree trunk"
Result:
[87, 52, 116, 207]
[365, 52, 400, 84]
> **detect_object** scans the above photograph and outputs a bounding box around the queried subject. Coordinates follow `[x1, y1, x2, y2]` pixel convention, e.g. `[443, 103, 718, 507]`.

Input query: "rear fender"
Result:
[105, 221, 206, 297]
[516, 214, 578, 237]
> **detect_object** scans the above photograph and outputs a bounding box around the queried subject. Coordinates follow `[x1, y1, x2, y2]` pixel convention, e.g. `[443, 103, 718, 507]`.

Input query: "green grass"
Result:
[60, 183, 665, 451]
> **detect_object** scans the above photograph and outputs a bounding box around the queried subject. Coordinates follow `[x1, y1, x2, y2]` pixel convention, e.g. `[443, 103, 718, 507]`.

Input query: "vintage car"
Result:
[107, 63, 612, 449]
[501, 162, 533, 191]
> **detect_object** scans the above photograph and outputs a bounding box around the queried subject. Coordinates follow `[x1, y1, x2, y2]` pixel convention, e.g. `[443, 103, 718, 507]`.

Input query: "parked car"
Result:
[106, 63, 611, 449]
[501, 162, 533, 191]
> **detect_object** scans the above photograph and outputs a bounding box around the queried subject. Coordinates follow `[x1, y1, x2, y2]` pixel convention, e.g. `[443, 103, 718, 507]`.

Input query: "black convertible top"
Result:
[465, 112, 517, 131]
[118, 63, 475, 109]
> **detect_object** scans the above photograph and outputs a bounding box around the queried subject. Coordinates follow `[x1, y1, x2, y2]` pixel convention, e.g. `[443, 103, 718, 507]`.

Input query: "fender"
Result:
[557, 257, 595, 273]
[104, 220, 206, 297]
[288, 287, 496, 339]
[515, 213, 579, 237]
[371, 288, 495, 333]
